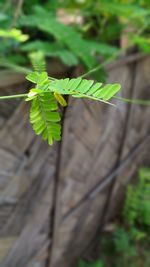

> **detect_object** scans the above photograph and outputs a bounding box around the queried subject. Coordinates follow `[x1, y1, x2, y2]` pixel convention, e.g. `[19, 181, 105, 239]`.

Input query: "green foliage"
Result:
[48, 78, 121, 102]
[113, 227, 137, 257]
[94, 1, 149, 19]
[27, 72, 48, 87]
[26, 72, 120, 104]
[0, 27, 28, 64]
[25, 56, 121, 145]
[20, 6, 99, 69]
[78, 260, 103, 267]
[78, 167, 150, 267]
[123, 168, 150, 226]
[0, 28, 28, 42]
[25, 56, 61, 145]
[131, 36, 150, 54]
[64, 0, 150, 52]
[29, 51, 47, 73]
[29, 92, 61, 145]
[21, 41, 79, 66]
[20, 6, 119, 81]
[0, 0, 150, 80]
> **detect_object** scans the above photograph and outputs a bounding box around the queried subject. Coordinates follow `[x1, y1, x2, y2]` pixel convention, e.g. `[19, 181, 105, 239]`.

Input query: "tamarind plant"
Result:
[0, 54, 121, 145]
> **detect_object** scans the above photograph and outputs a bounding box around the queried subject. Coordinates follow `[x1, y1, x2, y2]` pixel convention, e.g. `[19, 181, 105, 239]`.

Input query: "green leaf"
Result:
[48, 78, 121, 103]
[123, 168, 150, 226]
[54, 92, 67, 107]
[26, 71, 48, 84]
[0, 28, 29, 42]
[29, 51, 46, 72]
[131, 36, 150, 54]
[20, 6, 108, 74]
[97, 2, 149, 19]
[29, 92, 61, 145]
[21, 40, 79, 66]
[26, 88, 45, 102]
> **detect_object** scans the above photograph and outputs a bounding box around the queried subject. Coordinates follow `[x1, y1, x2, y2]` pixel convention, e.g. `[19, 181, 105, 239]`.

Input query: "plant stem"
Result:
[79, 47, 126, 78]
[0, 61, 31, 74]
[0, 93, 28, 100]
[80, 19, 149, 79]
[11, 0, 24, 28]
[114, 96, 150, 106]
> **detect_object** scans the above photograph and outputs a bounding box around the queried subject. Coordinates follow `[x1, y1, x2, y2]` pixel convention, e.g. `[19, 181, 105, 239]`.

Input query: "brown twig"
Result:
[11, 0, 24, 28]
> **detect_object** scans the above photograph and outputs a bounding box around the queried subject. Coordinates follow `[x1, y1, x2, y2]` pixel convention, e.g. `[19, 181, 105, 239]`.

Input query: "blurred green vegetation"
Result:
[77, 168, 150, 267]
[0, 0, 150, 80]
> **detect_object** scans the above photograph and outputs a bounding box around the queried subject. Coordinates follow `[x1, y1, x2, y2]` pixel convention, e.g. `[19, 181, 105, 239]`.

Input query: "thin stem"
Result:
[11, 0, 24, 28]
[114, 96, 150, 106]
[79, 47, 126, 78]
[80, 18, 149, 79]
[48, 77, 56, 81]
[0, 93, 28, 100]
[78, 95, 116, 107]
[0, 61, 31, 74]
[0, 93, 150, 106]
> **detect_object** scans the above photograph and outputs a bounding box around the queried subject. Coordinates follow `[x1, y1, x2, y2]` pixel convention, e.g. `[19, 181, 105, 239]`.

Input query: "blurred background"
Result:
[0, 1, 150, 267]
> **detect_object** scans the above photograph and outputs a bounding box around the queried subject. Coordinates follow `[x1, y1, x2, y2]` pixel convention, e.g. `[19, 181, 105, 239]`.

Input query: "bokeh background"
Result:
[0, 1, 150, 267]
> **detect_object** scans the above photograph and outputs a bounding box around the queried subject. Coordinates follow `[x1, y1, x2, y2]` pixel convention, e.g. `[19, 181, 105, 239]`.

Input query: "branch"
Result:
[11, 0, 24, 27]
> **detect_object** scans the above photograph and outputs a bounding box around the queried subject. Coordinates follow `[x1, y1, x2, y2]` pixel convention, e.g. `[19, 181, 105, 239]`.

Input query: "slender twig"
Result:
[80, 18, 149, 80]
[0, 61, 31, 74]
[0, 93, 28, 100]
[11, 0, 24, 27]
[79, 47, 127, 78]
[114, 96, 150, 106]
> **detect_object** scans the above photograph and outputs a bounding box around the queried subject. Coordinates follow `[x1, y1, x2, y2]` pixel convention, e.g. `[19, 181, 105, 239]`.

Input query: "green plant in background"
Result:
[107, 169, 150, 267]
[124, 167, 150, 227]
[62, 0, 150, 42]
[0, 0, 150, 79]
[78, 168, 150, 267]
[0, 28, 28, 42]
[0, 1, 119, 81]
[78, 260, 103, 267]
[19, 5, 119, 81]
